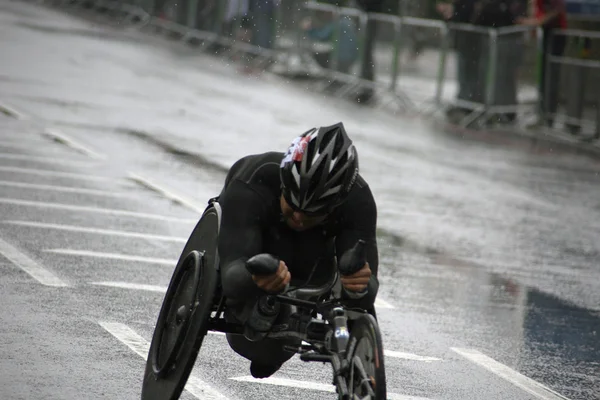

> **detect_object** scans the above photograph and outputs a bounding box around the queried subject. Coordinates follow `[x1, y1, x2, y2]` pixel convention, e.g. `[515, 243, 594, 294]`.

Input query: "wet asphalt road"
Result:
[1, 1, 600, 399]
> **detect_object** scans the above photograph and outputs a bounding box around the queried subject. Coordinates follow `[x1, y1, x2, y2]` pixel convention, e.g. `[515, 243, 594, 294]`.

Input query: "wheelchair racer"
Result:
[217, 122, 380, 379]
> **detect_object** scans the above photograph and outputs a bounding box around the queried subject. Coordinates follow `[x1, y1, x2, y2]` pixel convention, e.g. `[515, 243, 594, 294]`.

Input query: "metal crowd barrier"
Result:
[27, 0, 600, 140]
[546, 29, 600, 139]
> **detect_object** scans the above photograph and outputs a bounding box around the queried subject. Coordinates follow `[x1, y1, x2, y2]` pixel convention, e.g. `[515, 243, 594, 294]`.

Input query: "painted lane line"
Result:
[0, 141, 57, 151]
[128, 173, 205, 214]
[90, 281, 167, 292]
[451, 348, 571, 400]
[3, 221, 187, 243]
[0, 180, 138, 198]
[45, 249, 177, 265]
[384, 350, 442, 362]
[0, 153, 98, 167]
[0, 198, 197, 223]
[375, 297, 395, 309]
[0, 166, 119, 182]
[230, 376, 431, 400]
[98, 322, 230, 400]
[43, 130, 106, 160]
[0, 237, 68, 287]
[90, 284, 433, 359]
[0, 102, 26, 119]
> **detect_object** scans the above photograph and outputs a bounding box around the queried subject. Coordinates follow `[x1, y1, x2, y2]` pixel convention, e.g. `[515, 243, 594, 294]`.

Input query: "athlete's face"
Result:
[280, 195, 328, 232]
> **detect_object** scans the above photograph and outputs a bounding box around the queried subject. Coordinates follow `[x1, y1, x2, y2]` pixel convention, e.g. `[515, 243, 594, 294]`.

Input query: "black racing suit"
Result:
[217, 152, 379, 366]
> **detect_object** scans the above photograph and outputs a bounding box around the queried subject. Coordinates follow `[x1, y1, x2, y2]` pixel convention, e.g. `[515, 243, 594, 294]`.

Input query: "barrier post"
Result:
[331, 8, 341, 72]
[356, 12, 369, 80]
[596, 81, 600, 139]
[485, 29, 498, 110]
[186, 0, 198, 29]
[389, 17, 403, 91]
[565, 36, 589, 134]
[434, 24, 450, 106]
[542, 33, 553, 123]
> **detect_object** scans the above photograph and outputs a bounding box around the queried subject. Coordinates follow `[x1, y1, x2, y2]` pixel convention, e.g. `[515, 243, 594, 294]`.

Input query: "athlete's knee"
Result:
[220, 261, 258, 300]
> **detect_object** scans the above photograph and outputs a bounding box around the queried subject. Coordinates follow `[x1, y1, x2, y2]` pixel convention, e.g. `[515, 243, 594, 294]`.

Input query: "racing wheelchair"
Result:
[141, 199, 387, 400]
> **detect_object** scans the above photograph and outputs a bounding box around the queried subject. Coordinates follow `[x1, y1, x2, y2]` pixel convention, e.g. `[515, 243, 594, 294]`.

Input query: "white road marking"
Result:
[90, 281, 168, 292]
[0, 102, 26, 119]
[0, 142, 54, 152]
[0, 152, 97, 167]
[375, 297, 395, 309]
[0, 180, 137, 198]
[230, 376, 432, 400]
[0, 197, 197, 223]
[88, 281, 437, 364]
[98, 322, 230, 400]
[128, 173, 205, 214]
[0, 237, 68, 287]
[0, 166, 118, 182]
[384, 350, 442, 362]
[4, 220, 187, 242]
[451, 348, 571, 400]
[43, 130, 106, 160]
[45, 249, 177, 265]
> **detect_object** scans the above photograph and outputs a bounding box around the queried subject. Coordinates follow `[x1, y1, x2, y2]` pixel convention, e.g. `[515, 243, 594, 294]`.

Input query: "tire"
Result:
[345, 313, 386, 400]
[141, 203, 221, 400]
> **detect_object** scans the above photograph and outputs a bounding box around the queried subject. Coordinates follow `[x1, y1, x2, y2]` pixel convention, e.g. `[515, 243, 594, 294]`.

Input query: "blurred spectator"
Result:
[251, 0, 281, 50]
[518, 0, 568, 128]
[473, 0, 527, 123]
[195, 0, 217, 31]
[301, 13, 359, 75]
[224, 0, 252, 44]
[354, 0, 384, 104]
[437, 0, 484, 119]
[223, 0, 253, 71]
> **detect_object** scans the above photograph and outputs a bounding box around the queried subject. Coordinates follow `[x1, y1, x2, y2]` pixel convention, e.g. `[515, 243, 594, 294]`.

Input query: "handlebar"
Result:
[245, 239, 367, 297]
[245, 239, 366, 277]
[245, 253, 280, 276]
[337, 239, 366, 276]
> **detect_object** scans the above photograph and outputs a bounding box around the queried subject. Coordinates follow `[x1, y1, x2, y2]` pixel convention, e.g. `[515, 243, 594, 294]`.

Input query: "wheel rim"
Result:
[350, 336, 377, 398]
[347, 315, 385, 400]
[151, 251, 202, 377]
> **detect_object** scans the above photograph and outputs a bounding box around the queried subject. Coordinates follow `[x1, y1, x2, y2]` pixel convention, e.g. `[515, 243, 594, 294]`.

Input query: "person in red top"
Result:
[518, 0, 568, 128]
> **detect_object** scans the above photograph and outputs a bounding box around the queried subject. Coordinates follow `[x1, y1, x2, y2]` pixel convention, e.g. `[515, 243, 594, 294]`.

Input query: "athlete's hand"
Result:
[340, 263, 371, 292]
[252, 260, 291, 294]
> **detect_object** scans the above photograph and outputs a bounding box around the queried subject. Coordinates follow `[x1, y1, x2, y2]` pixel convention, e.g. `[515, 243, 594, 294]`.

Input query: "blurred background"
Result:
[91, 0, 600, 139]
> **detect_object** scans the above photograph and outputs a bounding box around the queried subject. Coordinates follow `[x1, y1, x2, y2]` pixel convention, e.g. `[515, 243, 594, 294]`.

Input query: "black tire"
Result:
[346, 313, 386, 400]
[141, 203, 221, 400]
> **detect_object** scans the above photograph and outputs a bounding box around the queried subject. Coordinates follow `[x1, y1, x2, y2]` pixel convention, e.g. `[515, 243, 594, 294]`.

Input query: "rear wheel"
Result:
[345, 314, 386, 400]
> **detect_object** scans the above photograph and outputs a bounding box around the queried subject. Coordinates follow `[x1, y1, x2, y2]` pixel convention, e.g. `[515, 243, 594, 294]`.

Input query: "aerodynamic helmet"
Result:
[280, 122, 359, 215]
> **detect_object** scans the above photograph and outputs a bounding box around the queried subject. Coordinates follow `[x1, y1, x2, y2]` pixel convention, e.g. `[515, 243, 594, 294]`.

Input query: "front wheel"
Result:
[141, 203, 221, 400]
[345, 314, 386, 400]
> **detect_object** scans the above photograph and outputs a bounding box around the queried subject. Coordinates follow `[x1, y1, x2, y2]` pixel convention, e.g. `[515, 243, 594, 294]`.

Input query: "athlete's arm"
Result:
[335, 183, 379, 310]
[218, 179, 270, 300]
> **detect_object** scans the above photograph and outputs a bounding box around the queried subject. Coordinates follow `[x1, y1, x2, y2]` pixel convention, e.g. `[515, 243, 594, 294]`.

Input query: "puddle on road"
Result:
[378, 241, 600, 400]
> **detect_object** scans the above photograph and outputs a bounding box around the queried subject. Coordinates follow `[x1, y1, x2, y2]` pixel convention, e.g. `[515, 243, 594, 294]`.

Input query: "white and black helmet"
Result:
[280, 122, 359, 215]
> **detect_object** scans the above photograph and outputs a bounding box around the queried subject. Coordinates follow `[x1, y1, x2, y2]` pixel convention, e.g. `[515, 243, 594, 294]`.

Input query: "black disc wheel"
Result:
[346, 314, 387, 400]
[151, 250, 202, 378]
[141, 203, 221, 400]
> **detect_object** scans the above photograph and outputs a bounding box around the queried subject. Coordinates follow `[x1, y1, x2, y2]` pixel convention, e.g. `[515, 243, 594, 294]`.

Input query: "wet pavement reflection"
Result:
[378, 241, 600, 400]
